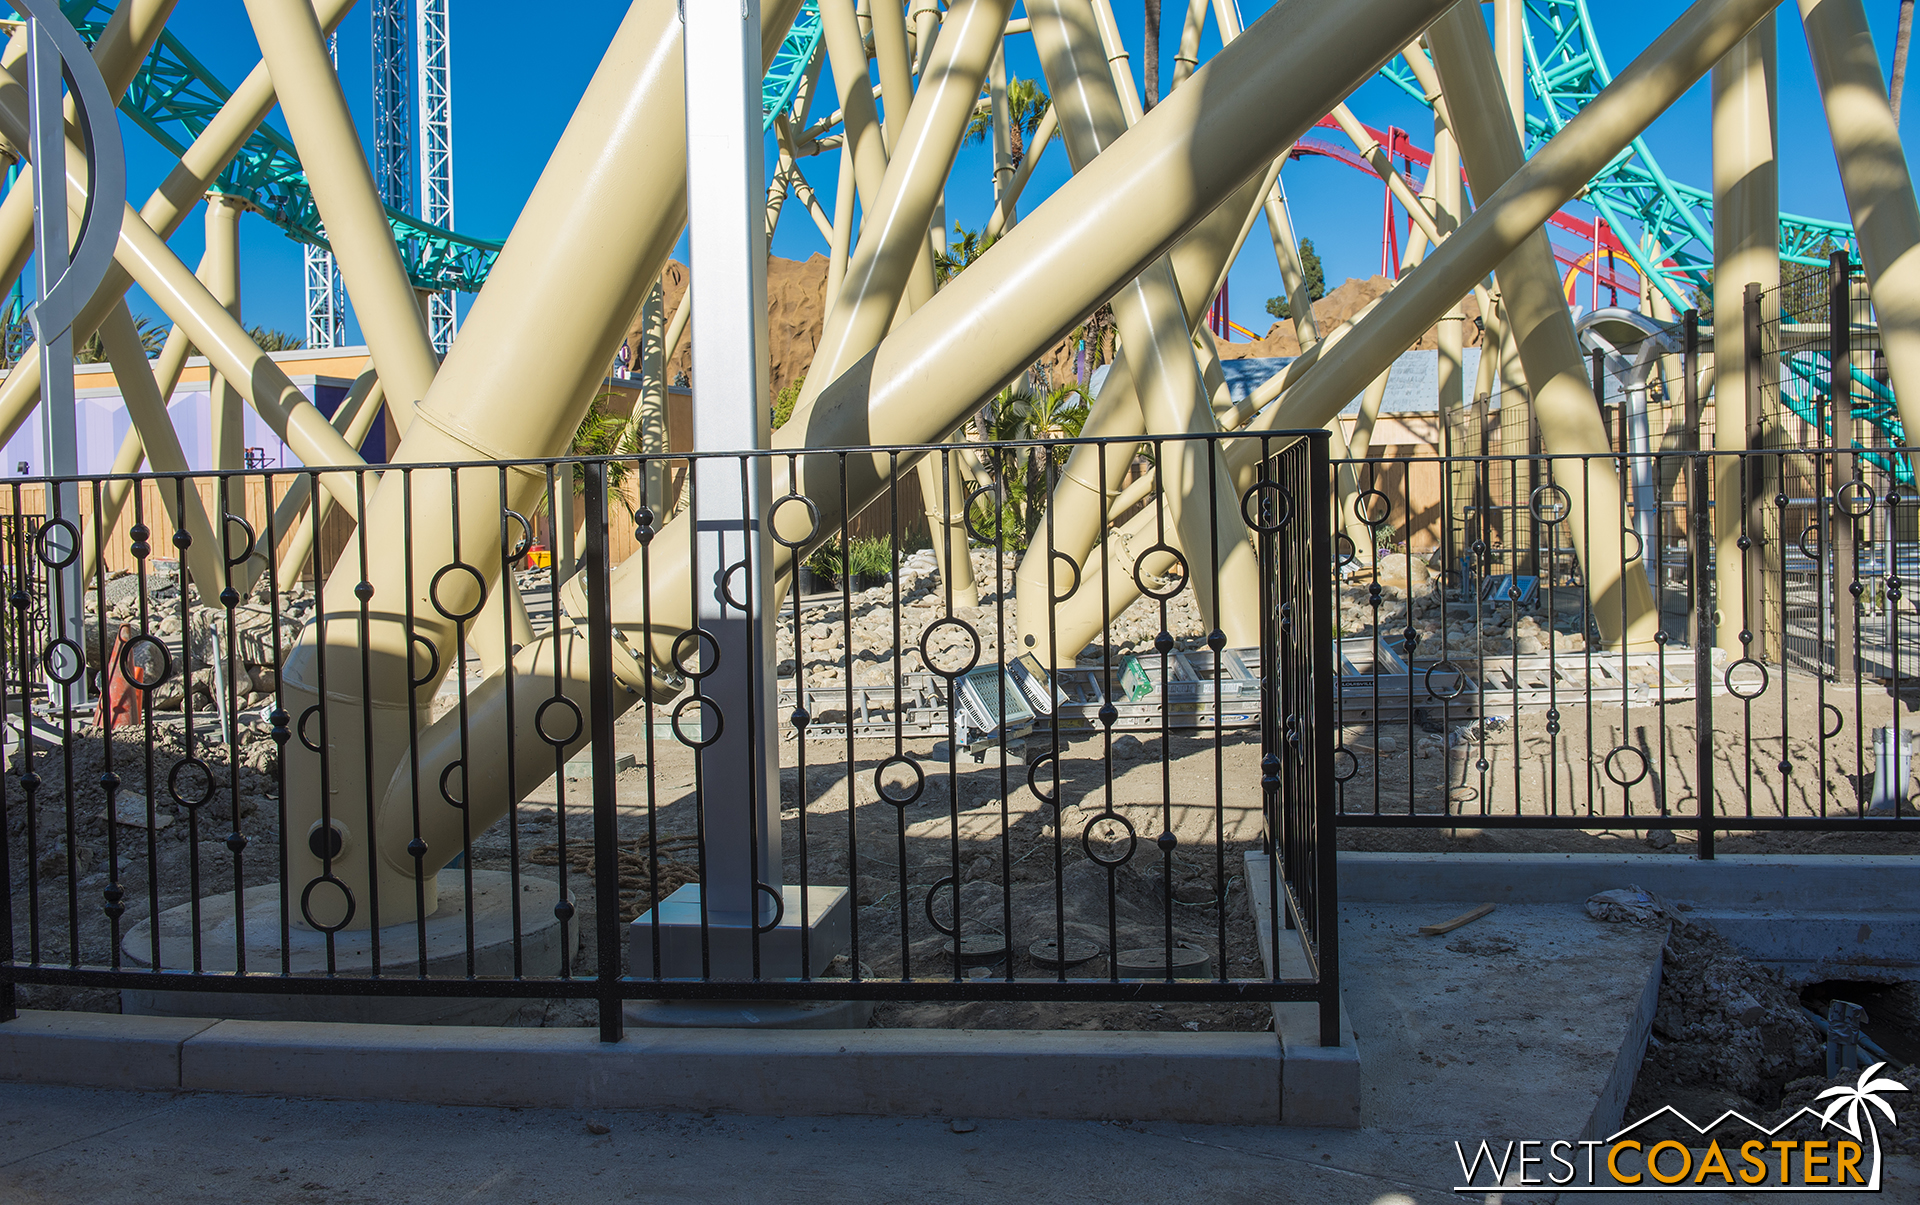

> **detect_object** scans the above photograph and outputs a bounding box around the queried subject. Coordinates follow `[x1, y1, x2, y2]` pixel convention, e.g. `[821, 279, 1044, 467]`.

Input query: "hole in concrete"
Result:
[1799, 979, 1920, 1068]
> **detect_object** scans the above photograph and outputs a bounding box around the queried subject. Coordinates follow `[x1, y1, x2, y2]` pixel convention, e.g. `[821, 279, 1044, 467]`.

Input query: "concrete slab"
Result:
[10, 1080, 1909, 1204]
[1338, 901, 1666, 1142]
[0, 1009, 215, 1090]
[1339, 850, 1919, 912]
[120, 870, 577, 1025]
[176, 1019, 1282, 1123]
[1243, 853, 1362, 1129]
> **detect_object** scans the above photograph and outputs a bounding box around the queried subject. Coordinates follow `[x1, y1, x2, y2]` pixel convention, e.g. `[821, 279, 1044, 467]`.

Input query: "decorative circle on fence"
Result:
[1240, 480, 1293, 534]
[297, 705, 324, 753]
[41, 638, 84, 685]
[1355, 488, 1393, 526]
[670, 696, 723, 749]
[1132, 544, 1187, 601]
[439, 760, 467, 809]
[719, 560, 754, 613]
[963, 485, 1002, 544]
[1799, 524, 1823, 561]
[924, 876, 959, 937]
[428, 561, 487, 623]
[1603, 744, 1649, 788]
[300, 874, 356, 933]
[766, 492, 819, 549]
[1529, 484, 1572, 526]
[167, 757, 215, 809]
[1836, 480, 1876, 519]
[408, 633, 441, 689]
[874, 753, 924, 807]
[35, 517, 79, 569]
[1724, 658, 1769, 700]
[535, 695, 584, 748]
[117, 633, 171, 691]
[222, 513, 257, 566]
[1333, 531, 1356, 569]
[1081, 811, 1138, 869]
[755, 882, 785, 934]
[1824, 703, 1845, 740]
[672, 627, 722, 679]
[1332, 744, 1359, 782]
[917, 616, 979, 679]
[1424, 660, 1468, 701]
[1026, 750, 1058, 806]
[503, 510, 534, 562]
[1621, 527, 1643, 565]
[1049, 551, 1080, 603]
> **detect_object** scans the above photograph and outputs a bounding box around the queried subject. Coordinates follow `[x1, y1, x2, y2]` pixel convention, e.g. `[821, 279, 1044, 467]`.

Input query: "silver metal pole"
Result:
[685, 0, 779, 942]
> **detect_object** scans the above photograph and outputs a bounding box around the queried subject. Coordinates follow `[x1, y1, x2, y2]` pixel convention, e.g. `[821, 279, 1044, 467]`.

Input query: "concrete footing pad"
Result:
[624, 998, 875, 1029]
[0, 1010, 1285, 1123]
[118, 871, 576, 1025]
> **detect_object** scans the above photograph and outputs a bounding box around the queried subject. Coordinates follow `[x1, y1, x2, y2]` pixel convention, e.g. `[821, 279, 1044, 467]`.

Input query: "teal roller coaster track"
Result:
[62, 0, 824, 294]
[1377, 0, 1856, 313]
[70, 0, 1855, 311]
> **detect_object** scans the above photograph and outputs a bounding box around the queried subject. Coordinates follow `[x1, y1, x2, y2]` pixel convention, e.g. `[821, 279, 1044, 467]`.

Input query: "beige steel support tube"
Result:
[1172, 0, 1208, 90]
[388, 0, 1464, 873]
[1086, 0, 1143, 125]
[240, 0, 438, 413]
[872, 0, 917, 152]
[988, 44, 1014, 205]
[820, 0, 892, 215]
[97, 302, 226, 597]
[804, 0, 1014, 404]
[114, 210, 369, 510]
[1015, 0, 1261, 660]
[0, 0, 360, 447]
[291, 0, 806, 929]
[0, 79, 372, 510]
[1712, 16, 1779, 658]
[1798, 0, 1920, 462]
[983, 103, 1056, 239]
[274, 374, 388, 584]
[0, 0, 179, 304]
[825, 143, 858, 301]
[916, 439, 979, 606]
[1263, 176, 1320, 349]
[203, 193, 247, 472]
[1420, 5, 1670, 643]
[1268, 0, 1785, 644]
[79, 318, 201, 586]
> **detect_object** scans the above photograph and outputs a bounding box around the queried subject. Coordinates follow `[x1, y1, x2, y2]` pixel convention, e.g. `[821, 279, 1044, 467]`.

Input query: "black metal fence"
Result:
[1, 432, 1340, 1045]
[1336, 427, 1920, 844]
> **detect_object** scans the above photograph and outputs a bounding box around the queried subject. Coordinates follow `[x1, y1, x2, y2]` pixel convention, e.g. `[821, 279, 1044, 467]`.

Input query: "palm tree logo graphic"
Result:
[1815, 1062, 1909, 1151]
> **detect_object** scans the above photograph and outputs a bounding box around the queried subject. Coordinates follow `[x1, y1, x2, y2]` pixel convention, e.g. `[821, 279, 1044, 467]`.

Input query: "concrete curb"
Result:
[2, 1010, 1289, 1124]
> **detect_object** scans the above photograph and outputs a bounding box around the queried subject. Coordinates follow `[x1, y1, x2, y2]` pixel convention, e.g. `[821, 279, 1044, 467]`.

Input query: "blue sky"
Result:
[109, 1, 1919, 343]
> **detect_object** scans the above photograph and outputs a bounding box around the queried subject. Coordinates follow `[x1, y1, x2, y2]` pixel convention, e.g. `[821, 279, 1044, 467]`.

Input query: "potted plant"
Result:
[798, 544, 841, 596]
[848, 537, 893, 591]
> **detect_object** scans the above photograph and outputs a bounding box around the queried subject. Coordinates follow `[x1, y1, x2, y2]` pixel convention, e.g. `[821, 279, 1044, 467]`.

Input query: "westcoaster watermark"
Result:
[1452, 1064, 1907, 1192]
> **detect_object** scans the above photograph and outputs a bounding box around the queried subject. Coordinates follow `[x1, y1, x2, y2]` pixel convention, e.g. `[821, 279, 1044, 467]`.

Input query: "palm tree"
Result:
[1816, 1061, 1908, 1148]
[964, 76, 1053, 169]
[1894, 0, 1914, 128]
[247, 325, 306, 352]
[1143, 0, 1162, 110]
[934, 223, 994, 285]
[75, 313, 167, 364]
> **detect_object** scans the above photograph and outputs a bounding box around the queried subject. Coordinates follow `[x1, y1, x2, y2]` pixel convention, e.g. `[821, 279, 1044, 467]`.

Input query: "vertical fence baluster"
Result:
[582, 461, 623, 1043]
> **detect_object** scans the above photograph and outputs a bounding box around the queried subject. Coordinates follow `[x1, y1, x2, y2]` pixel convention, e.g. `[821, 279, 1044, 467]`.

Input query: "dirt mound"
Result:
[1217, 274, 1486, 360]
[625, 255, 831, 401]
[1626, 918, 1825, 1118]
